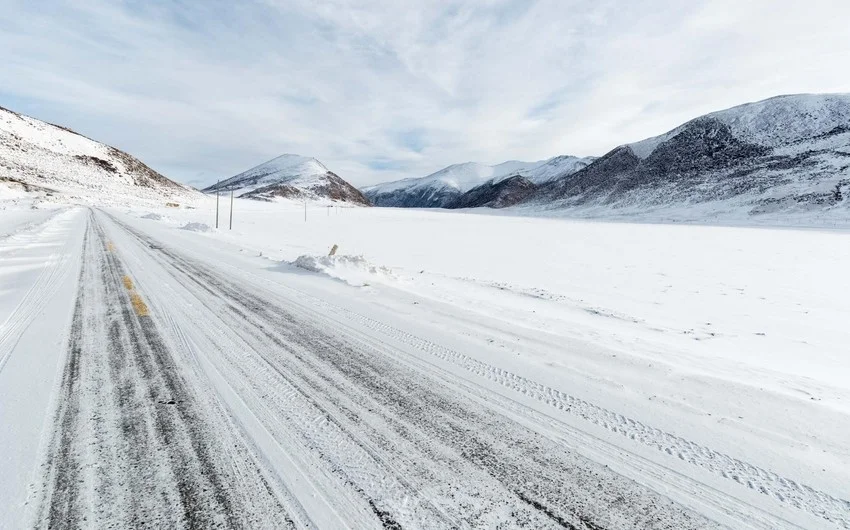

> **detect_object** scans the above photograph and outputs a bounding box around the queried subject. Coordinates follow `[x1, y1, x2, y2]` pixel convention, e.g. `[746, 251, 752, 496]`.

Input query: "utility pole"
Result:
[215, 180, 220, 229]
[229, 189, 234, 230]
[304, 201, 307, 222]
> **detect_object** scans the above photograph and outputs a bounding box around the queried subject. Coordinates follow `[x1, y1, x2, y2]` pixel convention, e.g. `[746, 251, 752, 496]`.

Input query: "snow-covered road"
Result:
[1, 206, 848, 529]
[34, 211, 295, 528]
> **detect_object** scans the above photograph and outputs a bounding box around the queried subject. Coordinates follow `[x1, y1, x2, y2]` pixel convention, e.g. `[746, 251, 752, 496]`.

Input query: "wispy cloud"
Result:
[1, 0, 849, 187]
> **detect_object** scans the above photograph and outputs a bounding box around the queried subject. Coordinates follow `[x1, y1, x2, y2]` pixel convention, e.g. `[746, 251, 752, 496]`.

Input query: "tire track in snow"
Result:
[115, 220, 523, 528]
[0, 209, 79, 374]
[33, 211, 295, 529]
[308, 302, 850, 528]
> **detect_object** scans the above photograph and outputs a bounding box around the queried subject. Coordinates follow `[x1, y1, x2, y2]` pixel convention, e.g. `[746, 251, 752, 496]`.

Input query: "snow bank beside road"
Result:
[292, 254, 396, 286]
[180, 222, 212, 233]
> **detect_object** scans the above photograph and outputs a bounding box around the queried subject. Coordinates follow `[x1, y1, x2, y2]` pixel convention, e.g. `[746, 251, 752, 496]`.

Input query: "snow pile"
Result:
[292, 254, 395, 286]
[179, 222, 212, 233]
[0, 180, 29, 201]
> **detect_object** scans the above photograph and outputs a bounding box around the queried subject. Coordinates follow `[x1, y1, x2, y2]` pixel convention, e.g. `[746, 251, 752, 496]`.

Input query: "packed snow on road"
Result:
[0, 196, 848, 529]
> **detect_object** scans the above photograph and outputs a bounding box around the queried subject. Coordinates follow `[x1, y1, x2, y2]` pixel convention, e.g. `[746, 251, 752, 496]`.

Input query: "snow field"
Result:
[133, 199, 850, 392]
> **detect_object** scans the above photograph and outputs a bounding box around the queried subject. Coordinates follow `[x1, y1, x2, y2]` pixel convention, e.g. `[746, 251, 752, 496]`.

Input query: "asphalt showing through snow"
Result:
[34, 211, 294, 529]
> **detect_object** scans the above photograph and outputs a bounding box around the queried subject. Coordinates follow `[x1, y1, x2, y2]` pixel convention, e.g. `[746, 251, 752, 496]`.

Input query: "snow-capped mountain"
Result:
[0, 105, 196, 205]
[362, 156, 593, 208]
[361, 161, 530, 208]
[446, 155, 597, 209]
[529, 93, 850, 219]
[205, 154, 369, 205]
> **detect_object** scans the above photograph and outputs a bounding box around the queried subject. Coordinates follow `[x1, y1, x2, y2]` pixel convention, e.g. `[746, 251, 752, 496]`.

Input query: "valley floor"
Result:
[0, 200, 848, 529]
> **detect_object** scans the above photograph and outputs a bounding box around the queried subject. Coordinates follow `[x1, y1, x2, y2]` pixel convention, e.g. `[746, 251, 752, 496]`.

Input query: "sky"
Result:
[1, 0, 849, 188]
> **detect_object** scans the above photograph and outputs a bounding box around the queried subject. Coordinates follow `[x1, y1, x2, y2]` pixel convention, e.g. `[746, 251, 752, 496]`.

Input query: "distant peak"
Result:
[443, 161, 478, 170]
[264, 153, 311, 163]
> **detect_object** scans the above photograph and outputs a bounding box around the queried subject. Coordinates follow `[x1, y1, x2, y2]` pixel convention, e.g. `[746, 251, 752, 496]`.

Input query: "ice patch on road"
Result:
[292, 254, 395, 287]
[179, 222, 212, 233]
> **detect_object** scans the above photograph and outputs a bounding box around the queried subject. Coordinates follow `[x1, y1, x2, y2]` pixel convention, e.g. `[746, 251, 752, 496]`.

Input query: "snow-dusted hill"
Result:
[205, 154, 369, 205]
[362, 156, 593, 208]
[529, 93, 850, 221]
[0, 105, 196, 206]
[628, 93, 850, 158]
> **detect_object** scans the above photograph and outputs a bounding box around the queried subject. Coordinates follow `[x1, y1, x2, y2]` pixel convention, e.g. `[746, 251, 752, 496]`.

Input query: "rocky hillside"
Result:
[529, 94, 850, 218]
[447, 176, 537, 209]
[205, 154, 370, 205]
[362, 156, 592, 208]
[0, 105, 196, 205]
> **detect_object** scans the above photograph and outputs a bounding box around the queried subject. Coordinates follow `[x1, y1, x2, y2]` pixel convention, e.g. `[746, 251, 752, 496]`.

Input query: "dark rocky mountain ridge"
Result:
[447, 175, 537, 209]
[362, 156, 593, 208]
[530, 96, 850, 215]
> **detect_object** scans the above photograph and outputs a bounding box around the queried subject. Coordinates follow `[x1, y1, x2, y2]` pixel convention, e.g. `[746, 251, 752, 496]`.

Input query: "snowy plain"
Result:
[137, 199, 850, 396]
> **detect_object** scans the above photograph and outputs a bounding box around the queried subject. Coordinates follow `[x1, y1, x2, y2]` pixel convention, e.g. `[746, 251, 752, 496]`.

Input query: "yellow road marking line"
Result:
[111, 241, 148, 316]
[121, 274, 148, 316]
[129, 292, 150, 317]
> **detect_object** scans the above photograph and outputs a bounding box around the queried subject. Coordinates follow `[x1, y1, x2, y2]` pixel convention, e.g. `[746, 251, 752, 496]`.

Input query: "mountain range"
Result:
[530, 93, 850, 217]
[362, 156, 594, 208]
[3, 93, 849, 220]
[362, 94, 850, 218]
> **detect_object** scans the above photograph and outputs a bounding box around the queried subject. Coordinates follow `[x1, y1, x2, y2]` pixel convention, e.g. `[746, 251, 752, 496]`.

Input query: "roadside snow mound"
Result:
[180, 222, 212, 233]
[0, 180, 30, 201]
[292, 254, 395, 286]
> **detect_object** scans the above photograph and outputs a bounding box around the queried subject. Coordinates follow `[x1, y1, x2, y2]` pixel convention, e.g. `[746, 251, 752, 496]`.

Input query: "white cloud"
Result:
[1, 0, 848, 187]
